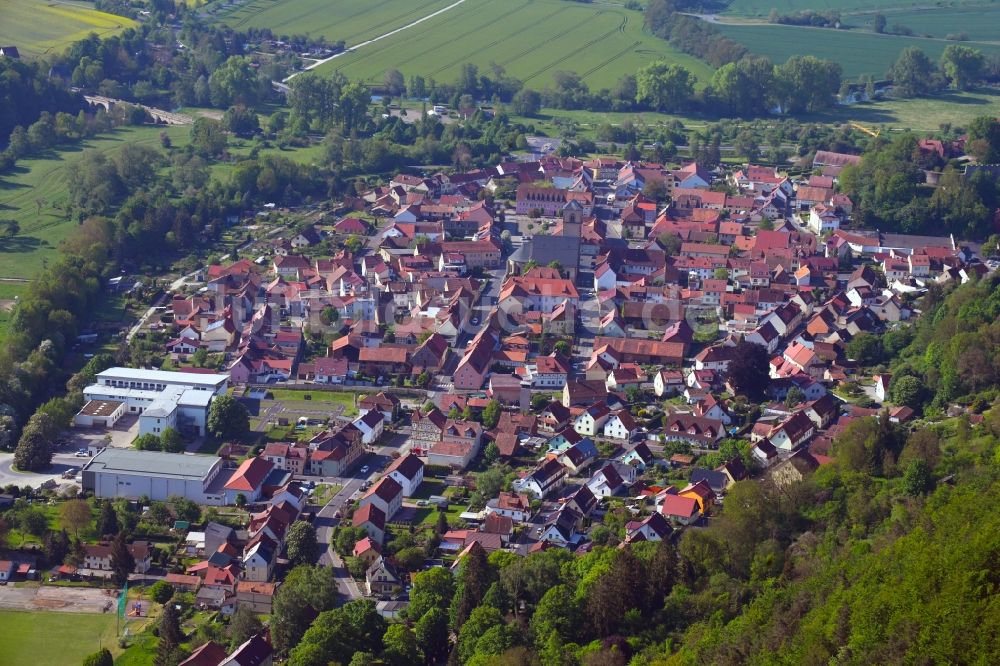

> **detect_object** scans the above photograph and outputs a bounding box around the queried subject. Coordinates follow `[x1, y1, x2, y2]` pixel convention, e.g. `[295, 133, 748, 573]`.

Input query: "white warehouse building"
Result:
[79, 367, 229, 437]
[81, 449, 229, 505]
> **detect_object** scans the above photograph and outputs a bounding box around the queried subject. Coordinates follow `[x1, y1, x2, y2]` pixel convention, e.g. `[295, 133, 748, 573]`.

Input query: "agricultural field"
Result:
[216, 0, 714, 89]
[720, 0, 989, 18]
[0, 0, 137, 58]
[716, 23, 1000, 79]
[0, 610, 117, 666]
[0, 124, 190, 282]
[867, 6, 1000, 42]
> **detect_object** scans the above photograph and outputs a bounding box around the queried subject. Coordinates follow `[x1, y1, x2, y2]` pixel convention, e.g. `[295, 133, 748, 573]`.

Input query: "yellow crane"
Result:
[850, 122, 881, 138]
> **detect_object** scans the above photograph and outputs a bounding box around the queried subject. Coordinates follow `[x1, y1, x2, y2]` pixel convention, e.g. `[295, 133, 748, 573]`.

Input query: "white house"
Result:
[386, 454, 424, 497]
[352, 410, 385, 445]
[602, 410, 638, 441]
[573, 404, 611, 437]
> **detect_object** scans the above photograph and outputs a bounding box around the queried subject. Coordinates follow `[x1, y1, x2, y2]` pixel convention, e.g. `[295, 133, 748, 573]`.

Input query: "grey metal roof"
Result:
[84, 449, 220, 480]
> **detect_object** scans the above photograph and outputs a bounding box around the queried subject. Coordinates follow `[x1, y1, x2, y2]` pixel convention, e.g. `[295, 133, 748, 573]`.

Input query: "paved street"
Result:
[311, 452, 389, 602]
[0, 450, 88, 488]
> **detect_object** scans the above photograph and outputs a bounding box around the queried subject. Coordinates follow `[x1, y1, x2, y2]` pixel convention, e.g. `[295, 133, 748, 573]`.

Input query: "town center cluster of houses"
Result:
[72, 144, 990, 608]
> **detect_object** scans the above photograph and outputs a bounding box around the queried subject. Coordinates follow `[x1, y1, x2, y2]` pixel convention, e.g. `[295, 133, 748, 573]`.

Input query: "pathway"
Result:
[284, 0, 471, 81]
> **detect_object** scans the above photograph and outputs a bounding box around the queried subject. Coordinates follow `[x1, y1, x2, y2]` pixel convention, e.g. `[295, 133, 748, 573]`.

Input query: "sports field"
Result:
[716, 23, 1000, 79]
[0, 0, 137, 58]
[216, 0, 713, 89]
[0, 610, 117, 666]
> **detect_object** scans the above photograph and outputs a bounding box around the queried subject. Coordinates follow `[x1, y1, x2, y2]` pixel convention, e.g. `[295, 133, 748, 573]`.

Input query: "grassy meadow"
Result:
[218, 0, 713, 89]
[0, 125, 189, 281]
[716, 22, 1000, 79]
[0, 0, 136, 58]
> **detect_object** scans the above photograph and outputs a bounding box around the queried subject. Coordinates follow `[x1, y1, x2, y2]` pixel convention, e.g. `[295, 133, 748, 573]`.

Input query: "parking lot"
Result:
[65, 415, 140, 451]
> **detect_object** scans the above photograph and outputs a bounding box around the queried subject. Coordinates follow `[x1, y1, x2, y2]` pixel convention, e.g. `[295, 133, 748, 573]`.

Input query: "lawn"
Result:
[0, 0, 137, 58]
[716, 22, 1000, 79]
[0, 610, 118, 666]
[217, 0, 713, 89]
[0, 124, 190, 281]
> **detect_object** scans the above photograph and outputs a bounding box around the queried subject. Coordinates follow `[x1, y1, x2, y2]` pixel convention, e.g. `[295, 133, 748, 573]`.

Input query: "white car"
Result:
[360, 465, 370, 475]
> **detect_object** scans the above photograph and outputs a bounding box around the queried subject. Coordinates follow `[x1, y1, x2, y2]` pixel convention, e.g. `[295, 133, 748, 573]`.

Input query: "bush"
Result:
[149, 580, 174, 604]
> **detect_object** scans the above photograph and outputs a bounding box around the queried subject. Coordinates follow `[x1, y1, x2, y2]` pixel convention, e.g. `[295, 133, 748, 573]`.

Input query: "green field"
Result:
[716, 22, 1000, 79]
[218, 0, 713, 89]
[866, 6, 1000, 42]
[0, 610, 117, 666]
[720, 0, 989, 17]
[0, 0, 137, 58]
[0, 125, 190, 281]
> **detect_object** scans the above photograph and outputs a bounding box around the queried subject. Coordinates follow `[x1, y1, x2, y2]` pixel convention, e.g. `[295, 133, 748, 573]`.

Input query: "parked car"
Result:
[360, 465, 370, 475]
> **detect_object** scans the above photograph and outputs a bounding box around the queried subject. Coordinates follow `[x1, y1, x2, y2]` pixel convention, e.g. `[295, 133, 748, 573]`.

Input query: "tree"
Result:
[941, 44, 984, 90]
[415, 606, 449, 662]
[110, 532, 135, 587]
[149, 580, 175, 604]
[97, 500, 119, 537]
[451, 545, 493, 629]
[168, 495, 201, 523]
[902, 459, 934, 496]
[734, 130, 759, 161]
[512, 88, 541, 116]
[456, 606, 504, 664]
[890, 375, 924, 409]
[286, 521, 319, 566]
[82, 648, 114, 666]
[383, 69, 406, 97]
[207, 394, 250, 441]
[155, 601, 183, 666]
[710, 56, 775, 116]
[42, 528, 69, 564]
[190, 117, 228, 157]
[530, 584, 578, 644]
[775, 55, 842, 113]
[481, 400, 502, 429]
[134, 433, 161, 451]
[846, 332, 883, 365]
[229, 604, 264, 651]
[272, 565, 339, 655]
[726, 341, 771, 403]
[636, 61, 695, 112]
[383, 624, 422, 666]
[482, 441, 500, 466]
[159, 428, 185, 453]
[18, 506, 49, 541]
[409, 567, 455, 620]
[60, 499, 92, 538]
[889, 47, 941, 98]
[966, 116, 1000, 164]
[13, 412, 57, 471]
[784, 386, 806, 408]
[873, 12, 886, 33]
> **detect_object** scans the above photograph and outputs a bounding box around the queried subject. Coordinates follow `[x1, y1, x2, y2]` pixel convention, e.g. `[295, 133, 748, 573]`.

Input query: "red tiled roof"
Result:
[224, 457, 274, 492]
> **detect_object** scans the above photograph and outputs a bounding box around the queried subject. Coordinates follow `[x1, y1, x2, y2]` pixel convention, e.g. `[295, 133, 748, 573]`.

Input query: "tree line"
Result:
[839, 118, 1000, 239]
